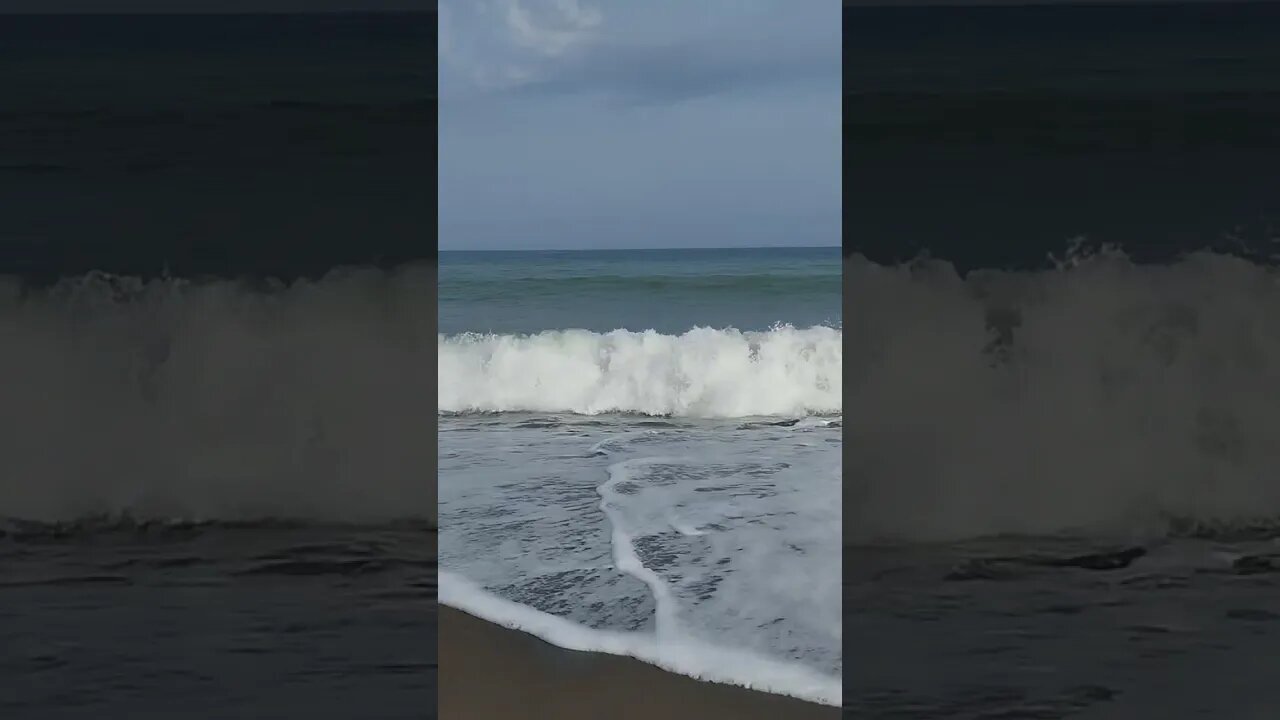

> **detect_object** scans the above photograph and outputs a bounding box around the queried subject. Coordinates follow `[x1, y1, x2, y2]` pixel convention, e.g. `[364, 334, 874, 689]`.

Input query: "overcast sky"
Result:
[438, 0, 839, 251]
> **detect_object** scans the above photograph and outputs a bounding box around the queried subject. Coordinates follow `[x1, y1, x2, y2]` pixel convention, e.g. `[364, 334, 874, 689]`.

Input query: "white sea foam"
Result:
[440, 570, 842, 707]
[599, 458, 683, 637]
[0, 269, 435, 523]
[438, 417, 841, 705]
[847, 251, 1280, 541]
[438, 325, 841, 417]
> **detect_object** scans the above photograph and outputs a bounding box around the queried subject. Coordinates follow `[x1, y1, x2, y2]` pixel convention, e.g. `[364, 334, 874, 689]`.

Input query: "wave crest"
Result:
[846, 251, 1280, 541]
[0, 268, 436, 524]
[438, 326, 842, 417]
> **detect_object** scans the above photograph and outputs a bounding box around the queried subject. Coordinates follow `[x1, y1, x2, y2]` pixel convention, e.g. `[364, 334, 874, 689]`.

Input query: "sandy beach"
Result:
[438, 606, 839, 719]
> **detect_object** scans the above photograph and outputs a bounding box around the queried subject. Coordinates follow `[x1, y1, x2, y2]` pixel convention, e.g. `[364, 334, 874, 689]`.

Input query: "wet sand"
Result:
[438, 606, 839, 719]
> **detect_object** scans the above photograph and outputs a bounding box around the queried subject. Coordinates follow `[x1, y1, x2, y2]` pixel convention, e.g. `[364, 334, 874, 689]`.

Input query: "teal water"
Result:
[438, 247, 841, 335]
[437, 246, 843, 702]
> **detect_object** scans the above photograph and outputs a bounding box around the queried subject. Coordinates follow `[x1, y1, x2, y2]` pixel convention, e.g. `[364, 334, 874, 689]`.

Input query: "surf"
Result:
[846, 249, 1280, 542]
[438, 325, 842, 417]
[0, 268, 435, 524]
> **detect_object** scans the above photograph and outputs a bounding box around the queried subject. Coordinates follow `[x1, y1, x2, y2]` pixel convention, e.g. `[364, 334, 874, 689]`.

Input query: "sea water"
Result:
[437, 247, 842, 705]
[845, 4, 1280, 715]
[0, 13, 435, 718]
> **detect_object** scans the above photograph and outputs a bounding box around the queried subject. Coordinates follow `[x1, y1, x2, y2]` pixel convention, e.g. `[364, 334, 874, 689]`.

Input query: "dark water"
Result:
[0, 13, 436, 718]
[0, 523, 435, 720]
[846, 536, 1280, 719]
[846, 4, 1280, 718]
[845, 2, 1280, 270]
[0, 13, 434, 281]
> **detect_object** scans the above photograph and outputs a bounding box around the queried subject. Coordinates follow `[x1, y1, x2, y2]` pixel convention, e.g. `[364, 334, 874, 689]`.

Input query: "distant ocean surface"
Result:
[846, 4, 1280, 718]
[0, 13, 433, 281]
[438, 247, 842, 705]
[846, 1, 1280, 271]
[439, 247, 840, 335]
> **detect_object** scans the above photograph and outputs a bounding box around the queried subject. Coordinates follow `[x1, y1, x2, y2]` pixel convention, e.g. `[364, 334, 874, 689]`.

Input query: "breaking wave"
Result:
[846, 249, 1280, 542]
[0, 268, 436, 524]
[438, 325, 842, 418]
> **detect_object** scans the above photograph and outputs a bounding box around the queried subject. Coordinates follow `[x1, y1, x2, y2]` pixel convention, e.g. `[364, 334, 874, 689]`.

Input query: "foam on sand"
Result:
[439, 571, 841, 707]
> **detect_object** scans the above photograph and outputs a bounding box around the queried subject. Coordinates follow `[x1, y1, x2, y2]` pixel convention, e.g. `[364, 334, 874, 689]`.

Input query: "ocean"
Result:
[846, 3, 1280, 718]
[0, 13, 433, 281]
[437, 247, 843, 706]
[0, 13, 435, 719]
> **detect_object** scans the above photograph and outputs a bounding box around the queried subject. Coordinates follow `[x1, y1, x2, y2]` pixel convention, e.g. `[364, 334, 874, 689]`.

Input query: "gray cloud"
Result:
[441, 1, 839, 104]
[439, 0, 840, 251]
[438, 0, 604, 95]
[502, 0, 600, 57]
[517, 18, 838, 104]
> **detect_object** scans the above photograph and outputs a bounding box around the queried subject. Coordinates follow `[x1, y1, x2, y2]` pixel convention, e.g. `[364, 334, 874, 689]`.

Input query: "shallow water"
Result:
[846, 536, 1280, 719]
[0, 523, 436, 720]
[437, 247, 842, 704]
[439, 413, 841, 704]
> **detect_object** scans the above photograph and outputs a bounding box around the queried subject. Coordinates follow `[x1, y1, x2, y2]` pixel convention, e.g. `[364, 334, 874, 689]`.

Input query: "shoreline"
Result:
[439, 606, 839, 719]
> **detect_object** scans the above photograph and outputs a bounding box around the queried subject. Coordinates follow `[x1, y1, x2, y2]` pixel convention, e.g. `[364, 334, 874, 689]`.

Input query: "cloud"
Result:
[503, 0, 602, 57]
[438, 1, 840, 251]
[441, 1, 837, 105]
[439, 0, 602, 94]
[512, 4, 839, 104]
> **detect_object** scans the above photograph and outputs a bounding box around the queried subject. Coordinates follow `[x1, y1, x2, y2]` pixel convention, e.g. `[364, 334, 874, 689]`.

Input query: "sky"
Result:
[438, 0, 840, 251]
